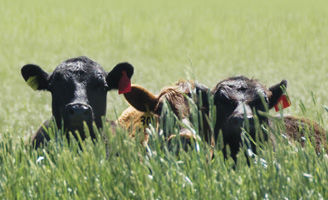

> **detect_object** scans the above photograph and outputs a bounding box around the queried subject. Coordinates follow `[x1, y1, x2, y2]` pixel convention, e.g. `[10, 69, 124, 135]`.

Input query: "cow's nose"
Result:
[230, 116, 245, 126]
[65, 103, 92, 121]
[230, 116, 252, 125]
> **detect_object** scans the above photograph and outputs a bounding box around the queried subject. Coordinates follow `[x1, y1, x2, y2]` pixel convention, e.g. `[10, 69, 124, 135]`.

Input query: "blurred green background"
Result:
[1, 0, 327, 139]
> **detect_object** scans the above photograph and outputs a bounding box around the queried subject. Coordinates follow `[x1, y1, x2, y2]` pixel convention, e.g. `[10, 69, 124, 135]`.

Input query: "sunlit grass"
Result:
[0, 0, 328, 198]
[0, 103, 327, 199]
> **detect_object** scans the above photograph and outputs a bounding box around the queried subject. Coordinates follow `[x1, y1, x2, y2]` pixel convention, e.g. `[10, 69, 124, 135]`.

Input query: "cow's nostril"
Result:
[66, 103, 92, 117]
[69, 109, 75, 115]
[66, 105, 75, 115]
[230, 117, 244, 126]
[81, 105, 90, 115]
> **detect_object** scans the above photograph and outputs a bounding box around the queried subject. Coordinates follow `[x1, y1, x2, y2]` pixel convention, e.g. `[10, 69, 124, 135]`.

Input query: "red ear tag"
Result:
[274, 94, 291, 112]
[118, 71, 131, 94]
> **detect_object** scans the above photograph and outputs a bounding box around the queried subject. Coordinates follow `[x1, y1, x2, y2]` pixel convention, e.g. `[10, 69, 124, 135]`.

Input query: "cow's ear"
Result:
[107, 62, 134, 94]
[195, 82, 211, 101]
[21, 64, 49, 91]
[123, 84, 158, 112]
[268, 80, 287, 109]
[195, 82, 211, 112]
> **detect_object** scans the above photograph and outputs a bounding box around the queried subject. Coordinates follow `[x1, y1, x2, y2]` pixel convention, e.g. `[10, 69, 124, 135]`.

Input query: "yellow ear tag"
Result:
[140, 111, 153, 129]
[26, 76, 39, 90]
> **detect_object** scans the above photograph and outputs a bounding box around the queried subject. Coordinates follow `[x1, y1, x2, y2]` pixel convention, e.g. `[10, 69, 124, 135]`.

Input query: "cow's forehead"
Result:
[57, 60, 105, 73]
[52, 59, 107, 80]
[221, 79, 249, 89]
[214, 77, 269, 101]
[219, 78, 261, 89]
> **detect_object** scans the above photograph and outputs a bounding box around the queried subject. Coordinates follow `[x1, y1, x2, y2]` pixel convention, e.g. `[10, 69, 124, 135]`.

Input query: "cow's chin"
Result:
[65, 120, 93, 141]
[222, 124, 256, 141]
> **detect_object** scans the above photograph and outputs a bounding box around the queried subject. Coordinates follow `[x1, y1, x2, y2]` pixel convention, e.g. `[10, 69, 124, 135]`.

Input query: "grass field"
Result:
[1, 0, 328, 199]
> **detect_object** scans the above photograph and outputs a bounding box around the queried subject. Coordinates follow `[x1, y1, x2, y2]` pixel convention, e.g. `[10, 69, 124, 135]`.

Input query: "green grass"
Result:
[1, 0, 328, 198]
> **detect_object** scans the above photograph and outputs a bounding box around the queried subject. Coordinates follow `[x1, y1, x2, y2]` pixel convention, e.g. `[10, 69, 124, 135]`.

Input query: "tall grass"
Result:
[1, 0, 328, 198]
[0, 100, 327, 199]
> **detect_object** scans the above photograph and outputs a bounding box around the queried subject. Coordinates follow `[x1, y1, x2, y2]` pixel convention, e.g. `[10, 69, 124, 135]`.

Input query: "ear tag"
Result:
[140, 111, 153, 129]
[26, 76, 39, 90]
[274, 94, 291, 112]
[118, 71, 131, 94]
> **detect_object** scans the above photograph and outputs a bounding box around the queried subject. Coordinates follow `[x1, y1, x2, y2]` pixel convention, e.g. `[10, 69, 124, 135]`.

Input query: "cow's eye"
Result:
[250, 97, 268, 110]
[217, 92, 232, 104]
[93, 81, 108, 91]
[216, 96, 237, 112]
[48, 74, 67, 91]
[214, 89, 232, 104]
[48, 81, 60, 92]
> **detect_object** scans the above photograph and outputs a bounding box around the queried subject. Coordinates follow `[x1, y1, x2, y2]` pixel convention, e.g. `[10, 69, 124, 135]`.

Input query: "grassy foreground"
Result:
[0, 0, 328, 199]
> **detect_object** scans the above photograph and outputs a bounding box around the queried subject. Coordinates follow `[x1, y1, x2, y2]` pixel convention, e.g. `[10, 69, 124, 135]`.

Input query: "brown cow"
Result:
[118, 80, 210, 151]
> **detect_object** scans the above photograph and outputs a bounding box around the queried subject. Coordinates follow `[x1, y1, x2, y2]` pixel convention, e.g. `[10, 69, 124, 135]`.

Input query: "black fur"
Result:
[21, 56, 134, 148]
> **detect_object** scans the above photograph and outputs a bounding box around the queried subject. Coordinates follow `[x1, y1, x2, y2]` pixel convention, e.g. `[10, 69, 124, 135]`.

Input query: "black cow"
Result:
[21, 56, 134, 148]
[211, 76, 327, 161]
[212, 76, 287, 160]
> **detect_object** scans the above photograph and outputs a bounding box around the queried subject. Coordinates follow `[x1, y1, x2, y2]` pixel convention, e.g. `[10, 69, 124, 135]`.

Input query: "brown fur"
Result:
[118, 81, 199, 147]
[124, 85, 158, 113]
[118, 106, 151, 145]
[272, 116, 327, 153]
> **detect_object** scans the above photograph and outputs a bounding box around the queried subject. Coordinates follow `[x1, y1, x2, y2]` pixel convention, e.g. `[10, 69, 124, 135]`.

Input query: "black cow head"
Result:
[211, 76, 287, 160]
[21, 56, 133, 140]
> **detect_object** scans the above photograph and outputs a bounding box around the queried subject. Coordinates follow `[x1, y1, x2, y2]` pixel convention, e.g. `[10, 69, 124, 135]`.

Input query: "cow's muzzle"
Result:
[225, 116, 255, 138]
[64, 103, 93, 128]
